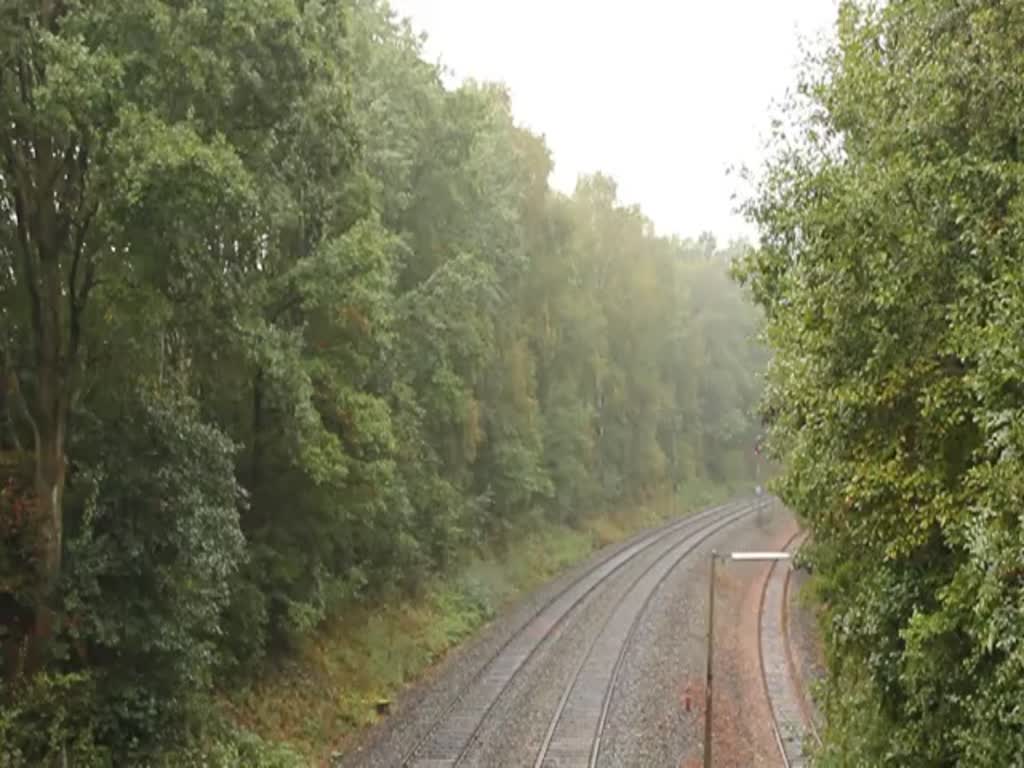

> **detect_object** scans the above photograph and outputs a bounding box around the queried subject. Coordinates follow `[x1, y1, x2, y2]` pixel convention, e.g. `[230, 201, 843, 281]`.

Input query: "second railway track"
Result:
[403, 497, 765, 767]
[758, 531, 821, 767]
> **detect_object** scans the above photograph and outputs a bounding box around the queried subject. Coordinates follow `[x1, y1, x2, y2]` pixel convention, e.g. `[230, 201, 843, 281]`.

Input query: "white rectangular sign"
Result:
[729, 552, 791, 561]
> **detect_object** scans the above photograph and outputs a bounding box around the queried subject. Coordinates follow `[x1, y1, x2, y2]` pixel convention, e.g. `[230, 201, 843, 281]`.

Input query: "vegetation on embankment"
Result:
[225, 484, 737, 764]
[740, 1, 1024, 764]
[0, 1, 766, 764]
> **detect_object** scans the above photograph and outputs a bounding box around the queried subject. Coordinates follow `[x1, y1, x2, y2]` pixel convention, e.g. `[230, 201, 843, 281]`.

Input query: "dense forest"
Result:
[741, 0, 1024, 764]
[0, 1, 765, 764]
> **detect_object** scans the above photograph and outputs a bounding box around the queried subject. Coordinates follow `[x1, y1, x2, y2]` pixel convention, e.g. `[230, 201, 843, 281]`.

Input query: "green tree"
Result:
[740, 1, 1024, 763]
[0, 0, 297, 666]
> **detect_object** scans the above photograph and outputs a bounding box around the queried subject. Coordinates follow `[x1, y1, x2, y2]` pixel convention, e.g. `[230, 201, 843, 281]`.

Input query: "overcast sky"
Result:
[387, 1, 839, 243]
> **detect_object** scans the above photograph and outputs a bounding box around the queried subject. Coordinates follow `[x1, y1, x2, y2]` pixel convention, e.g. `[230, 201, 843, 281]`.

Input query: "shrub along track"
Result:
[757, 532, 820, 767]
[397, 497, 765, 768]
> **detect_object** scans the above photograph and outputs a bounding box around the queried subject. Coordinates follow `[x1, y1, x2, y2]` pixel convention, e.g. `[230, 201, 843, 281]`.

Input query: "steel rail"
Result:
[757, 531, 819, 767]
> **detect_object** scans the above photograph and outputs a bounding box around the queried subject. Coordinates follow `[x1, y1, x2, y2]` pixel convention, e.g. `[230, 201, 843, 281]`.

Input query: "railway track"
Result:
[532, 500, 762, 767]
[402, 497, 763, 767]
[758, 532, 820, 767]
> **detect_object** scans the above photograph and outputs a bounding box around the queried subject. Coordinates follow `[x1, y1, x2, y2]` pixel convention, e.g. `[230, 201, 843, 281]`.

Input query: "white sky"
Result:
[387, 0, 839, 242]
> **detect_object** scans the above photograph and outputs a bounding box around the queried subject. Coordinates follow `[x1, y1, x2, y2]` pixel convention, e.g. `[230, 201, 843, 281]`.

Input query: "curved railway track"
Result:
[402, 497, 764, 767]
[758, 532, 821, 767]
[532, 501, 761, 768]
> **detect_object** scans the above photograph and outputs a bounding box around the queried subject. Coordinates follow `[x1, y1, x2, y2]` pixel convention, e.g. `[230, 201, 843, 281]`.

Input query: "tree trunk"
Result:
[21, 165, 72, 669]
[26, 342, 68, 673]
[4, 11, 90, 676]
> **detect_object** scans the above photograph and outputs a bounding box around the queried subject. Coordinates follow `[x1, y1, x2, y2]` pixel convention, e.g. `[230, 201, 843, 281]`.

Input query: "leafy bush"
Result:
[0, 673, 109, 768]
[62, 394, 244, 757]
[151, 723, 306, 768]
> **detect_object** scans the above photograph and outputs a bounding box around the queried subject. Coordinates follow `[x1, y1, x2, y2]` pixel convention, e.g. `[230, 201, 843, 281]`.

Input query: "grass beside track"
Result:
[221, 482, 740, 764]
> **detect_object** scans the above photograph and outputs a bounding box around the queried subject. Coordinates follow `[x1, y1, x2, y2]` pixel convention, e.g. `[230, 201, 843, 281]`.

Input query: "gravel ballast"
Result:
[338, 499, 797, 768]
[598, 503, 794, 768]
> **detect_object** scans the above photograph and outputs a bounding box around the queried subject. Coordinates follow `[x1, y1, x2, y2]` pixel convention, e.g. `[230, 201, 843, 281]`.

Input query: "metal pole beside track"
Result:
[703, 551, 717, 768]
[703, 542, 792, 767]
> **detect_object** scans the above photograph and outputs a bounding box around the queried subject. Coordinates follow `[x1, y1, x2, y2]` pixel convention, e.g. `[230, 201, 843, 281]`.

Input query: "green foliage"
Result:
[0, 673, 108, 768]
[63, 394, 244, 756]
[150, 724, 306, 768]
[0, 0, 766, 762]
[740, 1, 1024, 763]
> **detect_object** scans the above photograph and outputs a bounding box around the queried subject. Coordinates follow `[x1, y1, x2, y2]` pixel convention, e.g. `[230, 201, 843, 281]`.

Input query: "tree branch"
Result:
[51, 143, 88, 251]
[68, 201, 97, 363]
[3, 142, 44, 354]
[3, 350, 39, 454]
